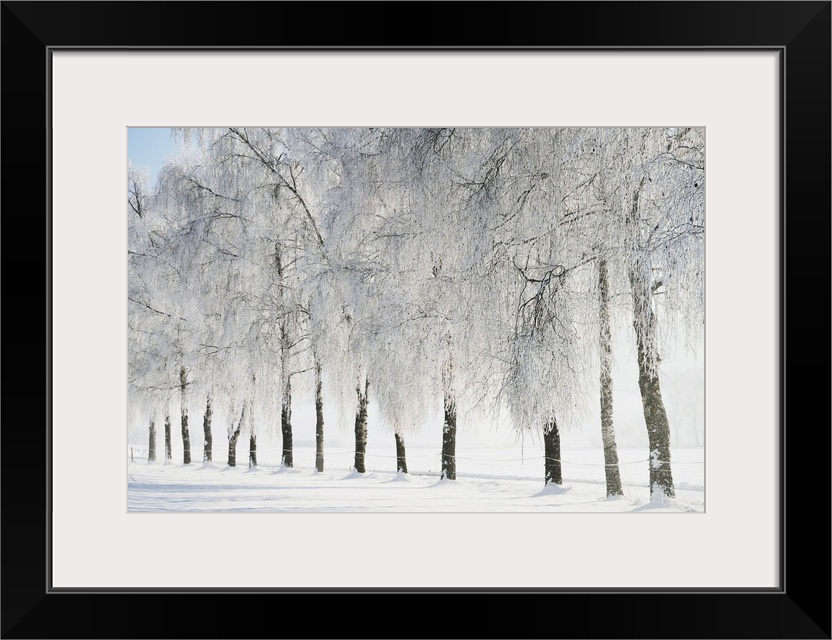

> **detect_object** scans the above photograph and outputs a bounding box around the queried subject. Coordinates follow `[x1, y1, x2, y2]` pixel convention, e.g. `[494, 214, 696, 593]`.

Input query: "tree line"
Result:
[128, 127, 704, 498]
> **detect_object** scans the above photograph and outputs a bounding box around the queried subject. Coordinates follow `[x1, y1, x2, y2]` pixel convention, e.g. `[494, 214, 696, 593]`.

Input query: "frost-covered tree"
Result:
[189, 127, 325, 468]
[293, 127, 400, 473]
[458, 128, 596, 488]
[620, 127, 704, 498]
[128, 163, 183, 464]
[293, 125, 406, 475]
[151, 133, 293, 469]
[368, 127, 509, 480]
[148, 162, 237, 466]
[556, 128, 630, 496]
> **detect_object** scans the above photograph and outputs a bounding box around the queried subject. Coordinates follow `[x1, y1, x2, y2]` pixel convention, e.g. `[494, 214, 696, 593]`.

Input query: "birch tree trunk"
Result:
[147, 418, 156, 463]
[227, 404, 244, 467]
[249, 434, 257, 468]
[164, 414, 172, 463]
[627, 181, 675, 499]
[630, 276, 676, 499]
[353, 378, 369, 473]
[276, 242, 294, 468]
[314, 358, 324, 472]
[281, 378, 293, 468]
[179, 366, 191, 464]
[394, 430, 408, 474]
[202, 393, 213, 463]
[543, 419, 562, 486]
[441, 392, 457, 480]
[441, 338, 456, 480]
[598, 259, 623, 496]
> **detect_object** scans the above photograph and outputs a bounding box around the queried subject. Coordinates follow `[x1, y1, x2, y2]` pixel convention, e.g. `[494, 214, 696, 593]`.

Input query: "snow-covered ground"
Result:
[127, 444, 704, 513]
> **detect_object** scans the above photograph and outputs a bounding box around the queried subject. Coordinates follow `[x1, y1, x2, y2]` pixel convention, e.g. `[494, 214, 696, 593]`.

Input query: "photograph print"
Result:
[127, 126, 704, 513]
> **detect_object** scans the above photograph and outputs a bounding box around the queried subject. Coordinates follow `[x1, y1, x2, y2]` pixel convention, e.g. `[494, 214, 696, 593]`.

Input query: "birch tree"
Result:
[128, 163, 186, 464]
[621, 127, 704, 499]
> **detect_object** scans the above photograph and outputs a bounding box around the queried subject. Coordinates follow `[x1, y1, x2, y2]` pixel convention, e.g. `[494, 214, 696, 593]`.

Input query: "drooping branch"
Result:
[128, 296, 187, 322]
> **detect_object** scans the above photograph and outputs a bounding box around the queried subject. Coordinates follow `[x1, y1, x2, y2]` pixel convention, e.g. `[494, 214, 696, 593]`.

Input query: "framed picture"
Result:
[3, 2, 828, 638]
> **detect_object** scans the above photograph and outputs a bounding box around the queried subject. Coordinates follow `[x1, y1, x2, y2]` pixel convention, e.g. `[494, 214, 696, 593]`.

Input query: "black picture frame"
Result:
[2, 2, 829, 638]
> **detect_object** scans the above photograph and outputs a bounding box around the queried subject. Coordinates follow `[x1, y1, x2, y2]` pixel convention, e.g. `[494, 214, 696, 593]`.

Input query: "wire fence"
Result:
[128, 444, 702, 468]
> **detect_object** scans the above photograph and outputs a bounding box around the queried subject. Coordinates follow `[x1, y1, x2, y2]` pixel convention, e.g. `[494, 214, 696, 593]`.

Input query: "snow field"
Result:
[128, 444, 704, 513]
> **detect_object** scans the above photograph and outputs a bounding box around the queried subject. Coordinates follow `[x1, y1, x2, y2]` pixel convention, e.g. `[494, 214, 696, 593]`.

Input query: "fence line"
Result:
[129, 445, 702, 468]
